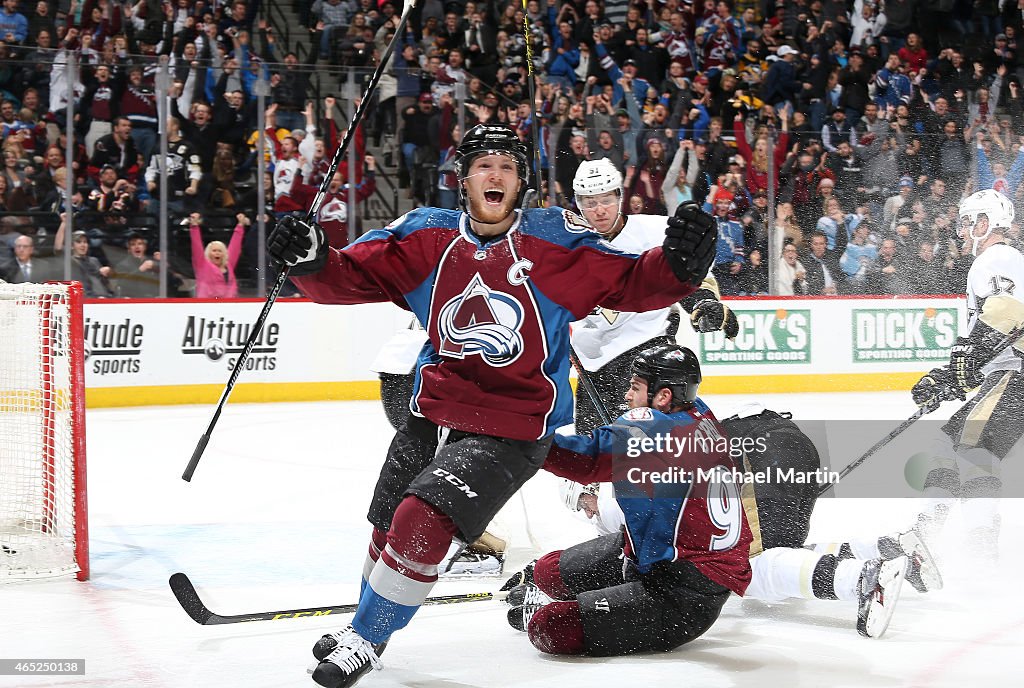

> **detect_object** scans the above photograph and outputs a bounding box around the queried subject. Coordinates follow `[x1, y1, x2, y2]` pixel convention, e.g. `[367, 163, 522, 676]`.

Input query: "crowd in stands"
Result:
[2, 0, 1024, 299]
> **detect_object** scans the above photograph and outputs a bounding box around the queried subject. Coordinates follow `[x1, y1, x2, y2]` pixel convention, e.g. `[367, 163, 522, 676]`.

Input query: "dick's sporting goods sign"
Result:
[852, 308, 957, 362]
[701, 309, 811, 364]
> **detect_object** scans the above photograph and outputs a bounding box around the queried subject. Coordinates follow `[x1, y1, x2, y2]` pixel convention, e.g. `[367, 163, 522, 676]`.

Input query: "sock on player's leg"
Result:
[532, 550, 573, 601]
[527, 601, 585, 655]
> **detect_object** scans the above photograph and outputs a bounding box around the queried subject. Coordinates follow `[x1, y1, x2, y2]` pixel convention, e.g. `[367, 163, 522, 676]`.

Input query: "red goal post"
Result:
[0, 281, 88, 581]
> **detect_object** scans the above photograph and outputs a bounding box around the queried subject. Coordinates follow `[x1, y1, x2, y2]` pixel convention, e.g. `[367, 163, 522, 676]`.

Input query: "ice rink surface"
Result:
[4, 391, 1023, 687]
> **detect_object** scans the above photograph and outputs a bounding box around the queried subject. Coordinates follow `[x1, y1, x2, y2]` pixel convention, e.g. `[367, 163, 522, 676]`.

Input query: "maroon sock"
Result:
[533, 550, 572, 600]
[368, 527, 387, 563]
[386, 496, 459, 569]
[528, 601, 585, 655]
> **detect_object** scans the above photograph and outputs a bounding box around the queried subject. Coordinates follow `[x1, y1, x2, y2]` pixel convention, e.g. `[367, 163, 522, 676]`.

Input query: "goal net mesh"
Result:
[0, 283, 80, 579]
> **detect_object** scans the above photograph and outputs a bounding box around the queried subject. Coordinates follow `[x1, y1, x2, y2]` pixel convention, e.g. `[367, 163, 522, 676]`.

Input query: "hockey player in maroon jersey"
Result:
[266, 123, 720, 688]
[289, 155, 377, 249]
[506, 344, 752, 656]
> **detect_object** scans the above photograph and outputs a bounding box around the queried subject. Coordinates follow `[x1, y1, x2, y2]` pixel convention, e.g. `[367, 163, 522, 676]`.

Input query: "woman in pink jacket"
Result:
[189, 212, 247, 298]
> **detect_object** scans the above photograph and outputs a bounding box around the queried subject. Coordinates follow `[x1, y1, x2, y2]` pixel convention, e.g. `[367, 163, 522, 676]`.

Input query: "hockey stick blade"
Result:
[169, 572, 493, 625]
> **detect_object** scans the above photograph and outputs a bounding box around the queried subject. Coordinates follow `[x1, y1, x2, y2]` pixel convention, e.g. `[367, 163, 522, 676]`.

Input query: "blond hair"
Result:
[204, 240, 228, 268]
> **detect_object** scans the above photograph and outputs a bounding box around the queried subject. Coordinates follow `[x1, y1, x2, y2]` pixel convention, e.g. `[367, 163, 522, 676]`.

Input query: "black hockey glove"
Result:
[664, 201, 717, 287]
[267, 215, 327, 276]
[499, 561, 535, 594]
[690, 298, 740, 338]
[949, 337, 986, 393]
[911, 367, 966, 410]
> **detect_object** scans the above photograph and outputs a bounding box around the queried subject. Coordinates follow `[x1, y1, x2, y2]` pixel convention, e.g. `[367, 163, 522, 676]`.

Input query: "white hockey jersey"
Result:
[369, 316, 427, 375]
[571, 214, 673, 371]
[571, 214, 716, 371]
[965, 243, 1024, 376]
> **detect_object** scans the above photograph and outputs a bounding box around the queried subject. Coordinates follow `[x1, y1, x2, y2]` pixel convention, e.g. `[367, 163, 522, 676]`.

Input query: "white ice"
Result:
[3, 391, 1023, 687]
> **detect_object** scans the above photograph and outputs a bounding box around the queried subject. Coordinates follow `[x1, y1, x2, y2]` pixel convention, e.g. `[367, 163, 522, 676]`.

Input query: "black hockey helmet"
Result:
[631, 344, 701, 408]
[453, 123, 530, 208]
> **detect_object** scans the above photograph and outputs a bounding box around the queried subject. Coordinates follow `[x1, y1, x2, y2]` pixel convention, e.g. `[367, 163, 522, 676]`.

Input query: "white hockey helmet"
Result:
[572, 158, 623, 198]
[558, 479, 599, 513]
[959, 189, 1015, 255]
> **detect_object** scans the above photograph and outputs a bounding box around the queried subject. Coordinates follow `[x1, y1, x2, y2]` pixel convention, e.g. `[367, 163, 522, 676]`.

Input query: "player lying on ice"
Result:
[266, 123, 720, 688]
[501, 344, 939, 654]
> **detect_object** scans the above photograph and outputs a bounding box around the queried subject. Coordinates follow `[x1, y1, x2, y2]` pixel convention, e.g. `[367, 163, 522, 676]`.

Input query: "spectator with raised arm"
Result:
[594, 29, 650, 106]
[662, 138, 700, 216]
[69, 228, 114, 298]
[874, 53, 912, 110]
[733, 98, 789, 197]
[188, 212, 245, 299]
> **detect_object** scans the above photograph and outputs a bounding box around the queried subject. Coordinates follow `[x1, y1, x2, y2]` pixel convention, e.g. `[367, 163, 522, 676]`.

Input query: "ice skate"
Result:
[499, 561, 535, 593]
[878, 529, 943, 593]
[440, 550, 503, 578]
[897, 529, 943, 593]
[505, 583, 552, 632]
[856, 556, 907, 638]
[308, 625, 385, 688]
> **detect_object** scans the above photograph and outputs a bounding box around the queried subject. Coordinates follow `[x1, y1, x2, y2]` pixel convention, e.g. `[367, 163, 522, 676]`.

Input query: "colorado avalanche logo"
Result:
[437, 274, 525, 366]
[319, 198, 347, 223]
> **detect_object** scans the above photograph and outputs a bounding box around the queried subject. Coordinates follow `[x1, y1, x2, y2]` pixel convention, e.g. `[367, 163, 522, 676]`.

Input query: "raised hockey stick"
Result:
[169, 572, 493, 625]
[820, 323, 1024, 495]
[520, 0, 543, 203]
[181, 0, 420, 482]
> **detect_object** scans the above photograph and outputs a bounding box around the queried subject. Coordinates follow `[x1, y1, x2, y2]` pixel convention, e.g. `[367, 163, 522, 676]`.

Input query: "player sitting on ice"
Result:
[570, 159, 740, 434]
[502, 344, 753, 656]
[267, 123, 719, 687]
[541, 400, 941, 638]
[911, 189, 1024, 560]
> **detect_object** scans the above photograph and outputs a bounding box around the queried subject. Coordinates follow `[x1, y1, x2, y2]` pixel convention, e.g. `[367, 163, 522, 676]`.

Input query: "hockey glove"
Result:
[690, 298, 740, 338]
[664, 201, 717, 286]
[949, 337, 986, 393]
[267, 215, 327, 276]
[911, 367, 966, 410]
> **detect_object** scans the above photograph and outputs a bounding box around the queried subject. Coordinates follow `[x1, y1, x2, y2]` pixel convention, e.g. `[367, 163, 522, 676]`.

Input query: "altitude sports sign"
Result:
[851, 307, 958, 362]
[700, 308, 811, 365]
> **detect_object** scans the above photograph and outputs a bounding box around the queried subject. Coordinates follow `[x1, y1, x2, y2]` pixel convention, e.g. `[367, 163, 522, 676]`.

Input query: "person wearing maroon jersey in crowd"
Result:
[504, 344, 751, 656]
[289, 155, 377, 248]
[266, 123, 719, 688]
[80, 63, 119, 157]
[118, 65, 158, 163]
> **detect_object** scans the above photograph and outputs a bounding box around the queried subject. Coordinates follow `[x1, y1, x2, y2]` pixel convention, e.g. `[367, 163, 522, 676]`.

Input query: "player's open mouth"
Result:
[484, 189, 505, 204]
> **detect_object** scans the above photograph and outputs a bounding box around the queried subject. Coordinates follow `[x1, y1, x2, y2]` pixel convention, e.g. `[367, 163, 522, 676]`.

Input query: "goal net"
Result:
[0, 281, 89, 580]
